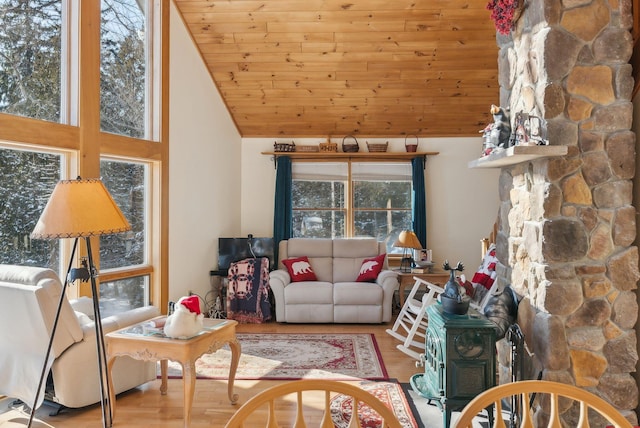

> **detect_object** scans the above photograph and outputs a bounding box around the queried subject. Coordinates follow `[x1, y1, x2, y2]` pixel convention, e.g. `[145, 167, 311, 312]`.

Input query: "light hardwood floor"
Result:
[0, 321, 425, 427]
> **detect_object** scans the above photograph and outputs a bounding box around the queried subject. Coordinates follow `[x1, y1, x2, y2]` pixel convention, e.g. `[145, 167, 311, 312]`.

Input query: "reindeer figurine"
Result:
[441, 261, 471, 315]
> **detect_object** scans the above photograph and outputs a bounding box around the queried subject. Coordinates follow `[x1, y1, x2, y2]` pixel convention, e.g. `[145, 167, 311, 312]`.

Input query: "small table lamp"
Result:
[29, 177, 131, 428]
[394, 230, 423, 273]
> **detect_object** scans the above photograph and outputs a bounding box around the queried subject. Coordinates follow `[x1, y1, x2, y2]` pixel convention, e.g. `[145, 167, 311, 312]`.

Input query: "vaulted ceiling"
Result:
[173, 0, 500, 138]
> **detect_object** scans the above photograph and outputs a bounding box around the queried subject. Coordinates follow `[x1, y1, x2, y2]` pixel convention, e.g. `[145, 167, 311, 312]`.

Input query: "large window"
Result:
[0, 0, 62, 122]
[292, 162, 413, 253]
[0, 0, 167, 314]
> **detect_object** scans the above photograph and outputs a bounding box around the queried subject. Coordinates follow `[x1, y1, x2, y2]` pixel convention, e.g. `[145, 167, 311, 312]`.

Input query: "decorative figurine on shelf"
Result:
[480, 105, 512, 157]
[512, 111, 548, 146]
[441, 261, 471, 315]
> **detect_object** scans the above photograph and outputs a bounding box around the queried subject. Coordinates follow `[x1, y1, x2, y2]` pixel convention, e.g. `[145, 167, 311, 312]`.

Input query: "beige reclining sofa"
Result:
[0, 264, 160, 410]
[269, 238, 398, 323]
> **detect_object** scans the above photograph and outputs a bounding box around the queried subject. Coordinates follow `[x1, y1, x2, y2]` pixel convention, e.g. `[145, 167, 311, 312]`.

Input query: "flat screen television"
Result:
[217, 236, 275, 274]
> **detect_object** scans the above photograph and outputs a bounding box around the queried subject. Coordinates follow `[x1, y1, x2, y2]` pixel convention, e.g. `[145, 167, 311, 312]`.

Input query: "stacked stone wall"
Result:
[493, 0, 639, 423]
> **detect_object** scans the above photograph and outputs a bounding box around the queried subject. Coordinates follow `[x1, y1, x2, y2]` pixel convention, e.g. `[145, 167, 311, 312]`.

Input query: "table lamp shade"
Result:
[31, 178, 131, 239]
[394, 230, 422, 250]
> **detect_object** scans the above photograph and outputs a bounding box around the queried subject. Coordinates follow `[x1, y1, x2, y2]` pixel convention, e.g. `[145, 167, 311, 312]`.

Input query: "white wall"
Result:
[424, 138, 500, 268]
[168, 3, 241, 301]
[240, 137, 500, 271]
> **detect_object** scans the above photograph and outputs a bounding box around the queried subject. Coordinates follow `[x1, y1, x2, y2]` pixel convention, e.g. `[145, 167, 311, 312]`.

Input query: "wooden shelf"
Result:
[467, 145, 568, 169]
[262, 151, 439, 161]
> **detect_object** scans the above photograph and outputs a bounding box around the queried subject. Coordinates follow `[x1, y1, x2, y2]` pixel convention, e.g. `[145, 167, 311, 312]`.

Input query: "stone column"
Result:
[492, 0, 639, 424]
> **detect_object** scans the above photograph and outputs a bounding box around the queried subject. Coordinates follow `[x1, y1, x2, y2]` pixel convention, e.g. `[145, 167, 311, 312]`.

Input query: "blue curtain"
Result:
[412, 156, 427, 248]
[273, 156, 292, 263]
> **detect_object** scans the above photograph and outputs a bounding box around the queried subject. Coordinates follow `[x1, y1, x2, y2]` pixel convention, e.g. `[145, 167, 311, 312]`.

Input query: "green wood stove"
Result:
[410, 303, 496, 428]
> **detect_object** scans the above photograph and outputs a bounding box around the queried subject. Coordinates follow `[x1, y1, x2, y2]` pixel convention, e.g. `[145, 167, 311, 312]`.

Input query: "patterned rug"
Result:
[163, 333, 388, 380]
[330, 380, 419, 428]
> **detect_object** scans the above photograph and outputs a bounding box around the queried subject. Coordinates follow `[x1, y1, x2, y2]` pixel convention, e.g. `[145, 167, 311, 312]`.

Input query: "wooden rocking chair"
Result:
[385, 276, 444, 361]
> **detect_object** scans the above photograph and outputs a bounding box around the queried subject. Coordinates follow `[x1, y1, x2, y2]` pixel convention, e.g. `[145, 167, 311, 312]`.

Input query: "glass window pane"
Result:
[0, 0, 62, 122]
[292, 180, 344, 209]
[100, 159, 146, 269]
[353, 178, 412, 253]
[352, 162, 411, 181]
[353, 181, 412, 209]
[354, 210, 412, 254]
[99, 275, 148, 317]
[293, 210, 345, 238]
[100, 0, 146, 138]
[292, 162, 347, 181]
[0, 146, 61, 269]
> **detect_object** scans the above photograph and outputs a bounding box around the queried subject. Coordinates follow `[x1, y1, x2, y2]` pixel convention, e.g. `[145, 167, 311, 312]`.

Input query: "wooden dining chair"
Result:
[224, 379, 403, 428]
[454, 380, 632, 428]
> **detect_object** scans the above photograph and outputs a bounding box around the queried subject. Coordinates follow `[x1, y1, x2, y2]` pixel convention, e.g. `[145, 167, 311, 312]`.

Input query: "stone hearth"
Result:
[490, 0, 639, 424]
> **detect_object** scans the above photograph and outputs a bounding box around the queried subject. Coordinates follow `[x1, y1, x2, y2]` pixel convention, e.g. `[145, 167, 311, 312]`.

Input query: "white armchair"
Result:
[0, 264, 160, 410]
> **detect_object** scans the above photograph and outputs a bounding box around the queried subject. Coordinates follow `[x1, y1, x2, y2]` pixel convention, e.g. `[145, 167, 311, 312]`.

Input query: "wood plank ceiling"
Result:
[173, 0, 500, 138]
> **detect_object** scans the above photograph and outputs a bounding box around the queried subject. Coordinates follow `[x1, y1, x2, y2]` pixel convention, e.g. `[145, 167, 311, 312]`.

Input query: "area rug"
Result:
[163, 333, 388, 380]
[330, 380, 419, 428]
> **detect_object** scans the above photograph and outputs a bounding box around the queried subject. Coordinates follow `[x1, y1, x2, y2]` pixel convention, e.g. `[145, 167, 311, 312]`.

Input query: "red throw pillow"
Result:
[356, 254, 386, 282]
[282, 256, 318, 282]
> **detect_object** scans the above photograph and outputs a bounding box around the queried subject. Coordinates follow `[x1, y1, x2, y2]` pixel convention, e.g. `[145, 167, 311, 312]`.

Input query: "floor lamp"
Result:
[28, 177, 131, 428]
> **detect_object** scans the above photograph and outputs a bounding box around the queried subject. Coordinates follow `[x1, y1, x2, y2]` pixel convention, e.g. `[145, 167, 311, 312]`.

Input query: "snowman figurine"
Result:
[164, 295, 204, 339]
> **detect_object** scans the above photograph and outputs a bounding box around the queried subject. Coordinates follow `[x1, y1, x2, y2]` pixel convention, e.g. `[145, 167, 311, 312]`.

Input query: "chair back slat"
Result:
[548, 393, 562, 427]
[267, 400, 278, 428]
[494, 398, 507, 428]
[293, 391, 307, 428]
[320, 391, 334, 428]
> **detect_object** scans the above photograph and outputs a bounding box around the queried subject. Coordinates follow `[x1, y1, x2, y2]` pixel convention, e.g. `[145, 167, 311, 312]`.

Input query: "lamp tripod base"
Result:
[28, 237, 112, 428]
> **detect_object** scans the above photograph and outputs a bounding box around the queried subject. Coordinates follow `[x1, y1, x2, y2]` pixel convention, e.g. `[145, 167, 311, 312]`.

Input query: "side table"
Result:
[397, 271, 449, 307]
[106, 317, 240, 427]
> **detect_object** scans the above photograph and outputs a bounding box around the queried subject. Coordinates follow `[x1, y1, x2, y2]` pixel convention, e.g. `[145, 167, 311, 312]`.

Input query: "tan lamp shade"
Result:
[31, 178, 131, 239]
[393, 230, 423, 250]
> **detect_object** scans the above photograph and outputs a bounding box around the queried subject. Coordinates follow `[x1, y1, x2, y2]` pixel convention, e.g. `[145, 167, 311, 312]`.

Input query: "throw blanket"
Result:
[226, 257, 272, 323]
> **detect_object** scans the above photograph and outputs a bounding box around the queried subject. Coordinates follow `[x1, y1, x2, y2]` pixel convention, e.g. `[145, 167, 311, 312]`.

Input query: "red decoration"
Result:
[486, 0, 523, 35]
[356, 254, 386, 282]
[282, 256, 318, 282]
[180, 295, 201, 315]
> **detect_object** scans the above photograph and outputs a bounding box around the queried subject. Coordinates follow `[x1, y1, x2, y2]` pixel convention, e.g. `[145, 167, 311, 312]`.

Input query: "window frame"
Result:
[0, 0, 169, 311]
[292, 159, 414, 242]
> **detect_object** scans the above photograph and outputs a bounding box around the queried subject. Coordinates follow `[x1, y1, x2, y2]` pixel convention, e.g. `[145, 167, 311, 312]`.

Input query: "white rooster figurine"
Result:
[164, 295, 204, 339]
